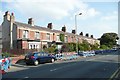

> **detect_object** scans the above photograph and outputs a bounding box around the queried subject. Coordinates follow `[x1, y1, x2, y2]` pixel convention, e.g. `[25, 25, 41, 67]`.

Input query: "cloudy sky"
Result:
[0, 0, 119, 40]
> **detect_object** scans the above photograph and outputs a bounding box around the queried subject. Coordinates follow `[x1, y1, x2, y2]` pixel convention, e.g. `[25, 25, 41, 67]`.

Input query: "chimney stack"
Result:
[79, 32, 83, 36]
[91, 35, 93, 38]
[28, 18, 34, 26]
[47, 23, 52, 29]
[85, 33, 89, 37]
[61, 25, 66, 32]
[72, 30, 76, 34]
[4, 11, 10, 21]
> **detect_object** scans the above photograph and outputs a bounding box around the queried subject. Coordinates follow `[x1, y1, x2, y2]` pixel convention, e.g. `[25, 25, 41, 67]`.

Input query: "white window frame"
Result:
[46, 33, 50, 40]
[35, 32, 40, 39]
[23, 30, 29, 39]
[65, 36, 68, 42]
[57, 35, 60, 41]
[28, 42, 40, 49]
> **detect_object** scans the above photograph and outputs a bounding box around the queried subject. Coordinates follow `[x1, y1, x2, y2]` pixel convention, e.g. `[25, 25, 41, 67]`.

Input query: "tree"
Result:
[60, 34, 65, 42]
[44, 45, 56, 53]
[90, 43, 99, 50]
[100, 45, 109, 50]
[78, 40, 91, 51]
[99, 33, 119, 48]
[61, 43, 76, 52]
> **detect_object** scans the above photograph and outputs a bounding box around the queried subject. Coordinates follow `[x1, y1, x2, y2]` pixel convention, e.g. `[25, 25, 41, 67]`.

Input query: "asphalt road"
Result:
[2, 51, 120, 79]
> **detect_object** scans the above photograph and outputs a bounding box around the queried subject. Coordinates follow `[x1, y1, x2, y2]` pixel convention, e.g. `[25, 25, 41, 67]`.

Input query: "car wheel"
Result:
[34, 60, 39, 66]
[51, 58, 55, 63]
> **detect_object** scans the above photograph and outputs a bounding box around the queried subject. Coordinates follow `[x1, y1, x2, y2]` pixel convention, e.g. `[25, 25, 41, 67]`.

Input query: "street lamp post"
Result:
[75, 13, 82, 52]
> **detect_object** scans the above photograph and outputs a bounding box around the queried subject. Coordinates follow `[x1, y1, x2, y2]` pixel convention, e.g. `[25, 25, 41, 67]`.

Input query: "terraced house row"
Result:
[1, 11, 100, 51]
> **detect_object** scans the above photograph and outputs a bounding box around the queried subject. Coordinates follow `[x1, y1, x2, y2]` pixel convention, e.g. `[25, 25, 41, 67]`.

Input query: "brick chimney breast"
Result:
[28, 18, 34, 26]
[47, 23, 52, 29]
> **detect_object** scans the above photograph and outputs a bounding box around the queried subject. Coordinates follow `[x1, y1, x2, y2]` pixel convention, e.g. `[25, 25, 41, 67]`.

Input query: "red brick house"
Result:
[1, 11, 100, 51]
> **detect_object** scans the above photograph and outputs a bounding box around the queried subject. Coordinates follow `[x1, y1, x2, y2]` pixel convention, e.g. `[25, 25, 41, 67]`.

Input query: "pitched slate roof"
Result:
[14, 21, 75, 36]
[14, 21, 53, 32]
[14, 21, 98, 40]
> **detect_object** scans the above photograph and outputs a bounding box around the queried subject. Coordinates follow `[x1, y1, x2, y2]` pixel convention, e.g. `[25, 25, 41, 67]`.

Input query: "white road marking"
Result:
[85, 56, 106, 61]
[50, 63, 77, 72]
[24, 76, 29, 78]
[50, 69, 57, 71]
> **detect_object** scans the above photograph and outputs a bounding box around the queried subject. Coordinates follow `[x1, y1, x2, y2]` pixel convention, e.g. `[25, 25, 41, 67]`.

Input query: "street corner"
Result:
[11, 55, 25, 65]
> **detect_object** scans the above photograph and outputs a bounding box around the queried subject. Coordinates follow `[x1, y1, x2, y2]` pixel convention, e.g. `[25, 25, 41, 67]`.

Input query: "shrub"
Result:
[100, 45, 109, 50]
[2, 52, 10, 58]
[61, 43, 76, 52]
[44, 45, 56, 54]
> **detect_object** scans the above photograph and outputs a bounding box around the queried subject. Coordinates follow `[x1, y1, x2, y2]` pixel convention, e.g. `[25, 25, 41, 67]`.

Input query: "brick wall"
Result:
[29, 31, 35, 40]
[41, 32, 47, 40]
[22, 41, 28, 49]
[17, 29, 23, 39]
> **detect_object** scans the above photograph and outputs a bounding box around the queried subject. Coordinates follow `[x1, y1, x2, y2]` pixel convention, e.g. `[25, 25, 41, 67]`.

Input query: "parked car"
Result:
[78, 53, 87, 57]
[0, 54, 11, 74]
[25, 52, 56, 66]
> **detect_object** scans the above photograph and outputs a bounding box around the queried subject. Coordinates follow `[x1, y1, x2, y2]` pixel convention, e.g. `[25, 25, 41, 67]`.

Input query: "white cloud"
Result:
[1, 0, 117, 39]
[3, 0, 100, 21]
[101, 15, 117, 21]
[2, 0, 119, 2]
[81, 23, 118, 38]
[79, 8, 100, 20]
[70, 2, 100, 20]
[101, 11, 118, 21]
[76, 10, 118, 38]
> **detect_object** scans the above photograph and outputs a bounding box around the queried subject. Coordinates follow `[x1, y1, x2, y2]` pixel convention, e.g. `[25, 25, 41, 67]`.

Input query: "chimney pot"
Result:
[62, 25, 66, 32]
[79, 32, 83, 36]
[47, 23, 52, 29]
[11, 13, 14, 15]
[28, 18, 34, 26]
[85, 33, 89, 37]
[72, 30, 76, 34]
[91, 35, 93, 38]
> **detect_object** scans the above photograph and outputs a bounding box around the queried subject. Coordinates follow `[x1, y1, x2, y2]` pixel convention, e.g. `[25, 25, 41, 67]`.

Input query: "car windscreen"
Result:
[26, 52, 35, 57]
